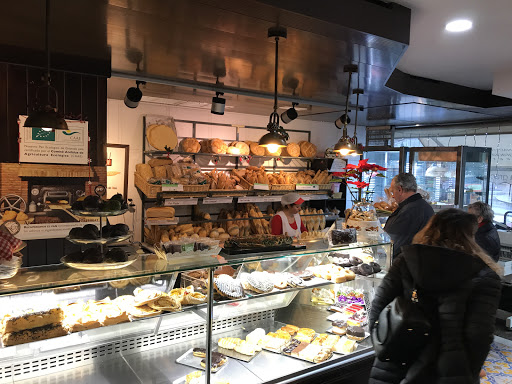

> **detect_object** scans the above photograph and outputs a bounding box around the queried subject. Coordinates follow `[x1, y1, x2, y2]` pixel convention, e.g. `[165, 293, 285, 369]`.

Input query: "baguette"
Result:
[146, 207, 175, 218]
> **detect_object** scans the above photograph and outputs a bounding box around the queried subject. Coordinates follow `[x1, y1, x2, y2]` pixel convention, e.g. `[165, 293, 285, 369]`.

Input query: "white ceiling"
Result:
[392, 0, 512, 93]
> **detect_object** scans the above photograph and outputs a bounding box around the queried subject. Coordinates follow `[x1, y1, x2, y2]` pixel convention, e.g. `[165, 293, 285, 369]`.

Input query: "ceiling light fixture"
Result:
[350, 88, 364, 156]
[280, 102, 299, 124]
[445, 19, 472, 32]
[211, 77, 226, 115]
[124, 80, 146, 108]
[334, 64, 358, 156]
[258, 26, 289, 152]
[24, 0, 68, 132]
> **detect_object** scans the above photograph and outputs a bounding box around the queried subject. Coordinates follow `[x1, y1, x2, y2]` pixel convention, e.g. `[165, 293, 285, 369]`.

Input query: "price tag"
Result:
[330, 158, 347, 173]
[164, 198, 198, 206]
[308, 194, 329, 200]
[145, 217, 179, 226]
[296, 184, 319, 191]
[253, 183, 270, 190]
[264, 195, 282, 202]
[162, 183, 184, 192]
[203, 197, 233, 205]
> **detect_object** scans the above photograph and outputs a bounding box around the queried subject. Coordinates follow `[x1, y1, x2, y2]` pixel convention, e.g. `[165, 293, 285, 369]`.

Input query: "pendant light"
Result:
[333, 64, 358, 156]
[258, 26, 289, 153]
[350, 88, 364, 156]
[24, 0, 68, 132]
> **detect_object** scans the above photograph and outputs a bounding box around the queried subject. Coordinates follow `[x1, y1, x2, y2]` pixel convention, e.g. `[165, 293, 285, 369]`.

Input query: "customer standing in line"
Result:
[468, 201, 501, 262]
[384, 173, 434, 259]
[369, 209, 502, 383]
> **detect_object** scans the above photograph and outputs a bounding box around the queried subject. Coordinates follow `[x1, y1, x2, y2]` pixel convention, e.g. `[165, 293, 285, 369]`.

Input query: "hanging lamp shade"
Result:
[334, 136, 356, 156]
[259, 131, 287, 148]
[24, 105, 68, 131]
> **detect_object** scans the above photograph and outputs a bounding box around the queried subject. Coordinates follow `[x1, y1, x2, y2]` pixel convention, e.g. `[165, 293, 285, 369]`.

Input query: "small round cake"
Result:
[332, 320, 347, 335]
[358, 263, 374, 276]
[346, 325, 365, 341]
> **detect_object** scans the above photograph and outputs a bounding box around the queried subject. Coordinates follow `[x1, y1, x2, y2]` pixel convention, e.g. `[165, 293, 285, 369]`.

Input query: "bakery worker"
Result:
[271, 193, 308, 237]
[384, 173, 434, 259]
[468, 201, 501, 262]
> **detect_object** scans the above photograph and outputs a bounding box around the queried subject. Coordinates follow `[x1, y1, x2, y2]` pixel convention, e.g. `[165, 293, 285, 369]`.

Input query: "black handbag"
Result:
[371, 289, 431, 364]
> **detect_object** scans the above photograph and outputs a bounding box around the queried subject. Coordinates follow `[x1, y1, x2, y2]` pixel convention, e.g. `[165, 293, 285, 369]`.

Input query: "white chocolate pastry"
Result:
[217, 337, 242, 350]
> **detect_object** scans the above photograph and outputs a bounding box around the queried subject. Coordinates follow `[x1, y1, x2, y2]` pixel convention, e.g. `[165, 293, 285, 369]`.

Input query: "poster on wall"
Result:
[18, 115, 89, 164]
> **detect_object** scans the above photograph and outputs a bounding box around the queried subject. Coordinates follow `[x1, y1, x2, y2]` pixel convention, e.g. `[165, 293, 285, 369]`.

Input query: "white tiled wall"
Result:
[106, 98, 365, 240]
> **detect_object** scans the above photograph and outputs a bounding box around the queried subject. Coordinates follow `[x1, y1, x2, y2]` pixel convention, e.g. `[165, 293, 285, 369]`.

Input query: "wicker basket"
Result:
[135, 172, 209, 198]
[239, 177, 254, 190]
[318, 183, 332, 190]
[270, 184, 295, 191]
[135, 172, 161, 198]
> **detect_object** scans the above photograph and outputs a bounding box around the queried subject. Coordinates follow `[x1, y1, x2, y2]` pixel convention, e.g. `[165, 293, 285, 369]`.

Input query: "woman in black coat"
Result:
[369, 209, 502, 384]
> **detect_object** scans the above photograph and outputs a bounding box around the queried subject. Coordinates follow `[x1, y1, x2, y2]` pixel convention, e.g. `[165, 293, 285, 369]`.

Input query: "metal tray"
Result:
[281, 343, 334, 364]
[217, 346, 260, 363]
[175, 348, 227, 373]
[70, 209, 128, 217]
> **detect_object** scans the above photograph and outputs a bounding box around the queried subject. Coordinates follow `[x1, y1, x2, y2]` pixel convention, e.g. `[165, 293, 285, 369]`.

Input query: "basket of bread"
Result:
[202, 169, 248, 195]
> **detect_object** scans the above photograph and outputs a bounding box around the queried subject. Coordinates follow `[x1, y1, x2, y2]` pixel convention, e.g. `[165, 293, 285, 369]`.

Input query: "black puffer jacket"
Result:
[369, 244, 502, 384]
[384, 194, 434, 258]
[475, 221, 501, 262]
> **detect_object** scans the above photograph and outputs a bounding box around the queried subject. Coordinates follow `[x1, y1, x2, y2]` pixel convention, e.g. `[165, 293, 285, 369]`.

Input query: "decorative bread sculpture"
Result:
[146, 124, 178, 151]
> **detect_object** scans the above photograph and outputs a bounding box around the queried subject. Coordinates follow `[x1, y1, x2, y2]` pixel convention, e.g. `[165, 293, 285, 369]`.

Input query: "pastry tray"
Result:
[221, 244, 306, 256]
[280, 342, 334, 364]
[217, 346, 260, 363]
[175, 348, 227, 373]
[60, 253, 138, 270]
[65, 232, 132, 245]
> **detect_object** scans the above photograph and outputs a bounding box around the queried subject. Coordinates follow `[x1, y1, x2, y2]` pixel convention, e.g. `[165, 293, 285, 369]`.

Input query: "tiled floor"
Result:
[481, 337, 512, 384]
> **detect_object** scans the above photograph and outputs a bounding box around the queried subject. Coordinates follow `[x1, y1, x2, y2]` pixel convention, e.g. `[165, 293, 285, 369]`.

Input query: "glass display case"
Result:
[0, 240, 392, 384]
[404, 146, 491, 210]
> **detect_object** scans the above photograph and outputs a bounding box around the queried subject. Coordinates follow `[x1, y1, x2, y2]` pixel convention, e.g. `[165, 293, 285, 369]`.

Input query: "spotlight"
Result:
[124, 80, 145, 108]
[211, 91, 226, 115]
[280, 103, 298, 124]
[334, 114, 351, 129]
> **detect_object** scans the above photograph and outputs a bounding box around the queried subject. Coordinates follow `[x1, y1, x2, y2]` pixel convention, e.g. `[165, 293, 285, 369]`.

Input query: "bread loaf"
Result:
[2, 324, 68, 346]
[153, 166, 167, 178]
[179, 138, 201, 153]
[283, 142, 300, 157]
[136, 163, 154, 180]
[146, 207, 175, 218]
[249, 142, 265, 156]
[300, 141, 317, 157]
[2, 308, 64, 333]
[148, 157, 173, 167]
[210, 139, 228, 154]
[146, 124, 178, 151]
[228, 141, 250, 155]
[199, 140, 211, 153]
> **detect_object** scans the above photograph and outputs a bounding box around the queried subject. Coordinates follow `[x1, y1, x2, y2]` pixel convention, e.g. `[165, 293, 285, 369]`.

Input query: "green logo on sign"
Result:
[32, 128, 55, 141]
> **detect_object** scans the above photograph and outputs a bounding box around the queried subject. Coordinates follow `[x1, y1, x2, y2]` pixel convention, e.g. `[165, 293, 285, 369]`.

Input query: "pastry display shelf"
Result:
[0, 242, 390, 297]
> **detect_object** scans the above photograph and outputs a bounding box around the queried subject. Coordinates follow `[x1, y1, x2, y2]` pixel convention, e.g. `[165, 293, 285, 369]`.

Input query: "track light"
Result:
[333, 64, 358, 156]
[258, 26, 289, 151]
[280, 103, 298, 124]
[124, 80, 145, 108]
[211, 91, 226, 115]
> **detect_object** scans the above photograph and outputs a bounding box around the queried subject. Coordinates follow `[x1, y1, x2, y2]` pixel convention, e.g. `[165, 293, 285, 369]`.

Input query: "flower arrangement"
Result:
[332, 159, 387, 202]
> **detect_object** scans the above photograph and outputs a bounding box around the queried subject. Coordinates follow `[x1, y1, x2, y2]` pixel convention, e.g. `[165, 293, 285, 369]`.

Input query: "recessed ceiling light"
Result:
[445, 19, 472, 32]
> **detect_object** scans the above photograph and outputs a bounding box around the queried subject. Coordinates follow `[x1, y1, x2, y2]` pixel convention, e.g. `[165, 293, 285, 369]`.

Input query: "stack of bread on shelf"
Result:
[135, 157, 207, 185]
[299, 208, 327, 240]
[144, 204, 271, 245]
[202, 169, 246, 190]
[296, 170, 332, 185]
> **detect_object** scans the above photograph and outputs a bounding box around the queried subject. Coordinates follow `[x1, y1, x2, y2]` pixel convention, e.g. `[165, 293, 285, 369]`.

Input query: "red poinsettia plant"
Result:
[332, 159, 387, 202]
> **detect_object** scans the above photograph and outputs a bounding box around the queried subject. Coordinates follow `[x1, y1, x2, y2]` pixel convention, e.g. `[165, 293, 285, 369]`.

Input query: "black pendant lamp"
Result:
[350, 88, 364, 156]
[333, 64, 358, 156]
[24, 0, 68, 132]
[258, 26, 289, 153]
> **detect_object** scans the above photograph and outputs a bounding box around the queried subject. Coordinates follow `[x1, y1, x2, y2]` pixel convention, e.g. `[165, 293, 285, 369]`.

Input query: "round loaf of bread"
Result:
[179, 137, 200, 153]
[210, 138, 227, 154]
[199, 139, 211, 153]
[228, 141, 250, 155]
[283, 142, 300, 157]
[146, 124, 178, 151]
[249, 142, 265, 156]
[300, 141, 317, 157]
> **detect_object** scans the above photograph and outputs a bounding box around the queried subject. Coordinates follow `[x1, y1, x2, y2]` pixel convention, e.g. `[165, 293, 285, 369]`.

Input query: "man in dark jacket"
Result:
[384, 173, 434, 259]
[468, 201, 501, 262]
